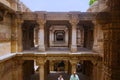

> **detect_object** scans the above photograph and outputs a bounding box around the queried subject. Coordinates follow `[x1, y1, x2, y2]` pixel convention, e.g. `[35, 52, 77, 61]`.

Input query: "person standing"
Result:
[58, 75, 64, 80]
[70, 72, 80, 80]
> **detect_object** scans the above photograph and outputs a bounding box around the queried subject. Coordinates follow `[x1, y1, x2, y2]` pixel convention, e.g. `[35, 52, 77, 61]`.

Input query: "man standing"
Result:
[70, 72, 80, 80]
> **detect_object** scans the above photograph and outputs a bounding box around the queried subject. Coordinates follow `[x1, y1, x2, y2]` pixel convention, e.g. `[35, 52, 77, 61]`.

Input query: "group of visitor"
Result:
[58, 71, 80, 80]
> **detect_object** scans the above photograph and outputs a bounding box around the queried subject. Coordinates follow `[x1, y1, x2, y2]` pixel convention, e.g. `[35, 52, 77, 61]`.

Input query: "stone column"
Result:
[70, 20, 78, 52]
[50, 60, 54, 71]
[92, 21, 104, 54]
[92, 62, 103, 80]
[37, 20, 46, 51]
[97, 62, 104, 80]
[81, 28, 84, 47]
[11, 16, 17, 53]
[36, 58, 46, 80]
[65, 28, 68, 46]
[34, 27, 39, 47]
[70, 59, 78, 73]
[18, 63, 23, 80]
[17, 19, 23, 52]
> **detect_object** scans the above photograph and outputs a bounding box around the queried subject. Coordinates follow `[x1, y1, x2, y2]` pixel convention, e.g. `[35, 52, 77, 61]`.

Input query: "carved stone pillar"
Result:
[70, 20, 78, 52]
[70, 58, 78, 73]
[36, 58, 46, 80]
[50, 60, 54, 71]
[11, 16, 17, 53]
[37, 20, 46, 51]
[97, 62, 104, 80]
[91, 61, 103, 80]
[34, 27, 39, 46]
[17, 19, 23, 52]
[92, 21, 103, 54]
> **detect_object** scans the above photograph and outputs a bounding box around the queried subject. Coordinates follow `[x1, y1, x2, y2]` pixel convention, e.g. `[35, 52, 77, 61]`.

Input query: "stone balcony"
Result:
[0, 0, 10, 8]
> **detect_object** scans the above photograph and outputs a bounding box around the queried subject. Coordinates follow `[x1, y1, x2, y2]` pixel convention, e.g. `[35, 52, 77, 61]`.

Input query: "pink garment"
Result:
[58, 77, 64, 80]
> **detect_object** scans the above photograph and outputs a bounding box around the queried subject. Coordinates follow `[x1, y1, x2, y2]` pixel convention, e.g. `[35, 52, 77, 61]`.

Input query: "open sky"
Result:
[20, 0, 90, 12]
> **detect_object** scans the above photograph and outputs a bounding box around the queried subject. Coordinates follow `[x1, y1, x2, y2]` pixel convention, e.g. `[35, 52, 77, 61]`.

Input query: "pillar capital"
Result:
[37, 19, 46, 26]
[17, 19, 23, 25]
[70, 59, 78, 65]
[91, 60, 98, 66]
[36, 58, 46, 66]
[69, 19, 79, 26]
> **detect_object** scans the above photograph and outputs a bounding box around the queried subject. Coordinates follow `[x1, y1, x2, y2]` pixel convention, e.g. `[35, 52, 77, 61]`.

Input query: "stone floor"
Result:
[23, 47, 93, 53]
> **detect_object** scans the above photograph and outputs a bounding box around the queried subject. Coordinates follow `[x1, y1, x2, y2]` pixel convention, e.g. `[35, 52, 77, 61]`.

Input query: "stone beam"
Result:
[20, 12, 37, 20]
[79, 12, 98, 21]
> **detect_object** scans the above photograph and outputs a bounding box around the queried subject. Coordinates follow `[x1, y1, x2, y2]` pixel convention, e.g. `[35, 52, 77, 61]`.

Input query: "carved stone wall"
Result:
[0, 14, 12, 56]
[0, 57, 24, 80]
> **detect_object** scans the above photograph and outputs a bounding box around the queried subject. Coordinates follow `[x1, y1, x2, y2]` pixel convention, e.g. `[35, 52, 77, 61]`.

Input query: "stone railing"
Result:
[0, 54, 14, 80]
[0, 53, 23, 80]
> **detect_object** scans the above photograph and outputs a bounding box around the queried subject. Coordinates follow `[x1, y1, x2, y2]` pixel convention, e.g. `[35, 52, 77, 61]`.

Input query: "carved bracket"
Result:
[36, 57, 46, 66]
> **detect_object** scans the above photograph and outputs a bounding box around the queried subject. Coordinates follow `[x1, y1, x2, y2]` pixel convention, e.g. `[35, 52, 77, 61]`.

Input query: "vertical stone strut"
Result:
[36, 58, 46, 80]
[92, 21, 103, 54]
[70, 17, 79, 52]
[17, 19, 23, 52]
[37, 20, 46, 52]
[70, 58, 78, 73]
[11, 16, 17, 53]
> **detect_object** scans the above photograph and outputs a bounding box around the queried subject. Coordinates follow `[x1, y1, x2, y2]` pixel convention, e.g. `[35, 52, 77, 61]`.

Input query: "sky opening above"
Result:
[20, 0, 90, 12]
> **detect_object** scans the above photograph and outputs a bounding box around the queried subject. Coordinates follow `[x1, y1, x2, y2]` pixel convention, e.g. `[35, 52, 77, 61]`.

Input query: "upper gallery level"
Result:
[0, 0, 31, 12]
